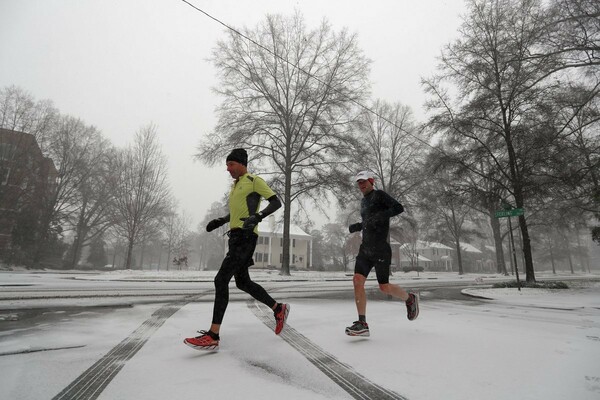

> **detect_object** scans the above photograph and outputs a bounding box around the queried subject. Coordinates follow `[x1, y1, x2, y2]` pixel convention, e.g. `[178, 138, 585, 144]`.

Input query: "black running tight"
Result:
[212, 230, 276, 325]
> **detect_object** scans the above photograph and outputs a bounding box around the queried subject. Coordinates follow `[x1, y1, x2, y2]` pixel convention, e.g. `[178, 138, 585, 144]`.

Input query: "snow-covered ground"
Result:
[0, 269, 599, 399]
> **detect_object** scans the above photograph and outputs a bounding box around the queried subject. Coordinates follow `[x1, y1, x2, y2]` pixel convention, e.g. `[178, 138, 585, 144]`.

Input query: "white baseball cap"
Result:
[355, 170, 375, 181]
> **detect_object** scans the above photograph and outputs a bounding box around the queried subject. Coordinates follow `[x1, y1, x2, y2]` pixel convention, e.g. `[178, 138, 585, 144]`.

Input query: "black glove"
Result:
[349, 222, 362, 233]
[206, 217, 226, 232]
[241, 213, 263, 230]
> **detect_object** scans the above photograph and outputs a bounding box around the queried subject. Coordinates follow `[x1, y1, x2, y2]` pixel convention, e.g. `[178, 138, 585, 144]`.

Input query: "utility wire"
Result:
[178, 0, 441, 153]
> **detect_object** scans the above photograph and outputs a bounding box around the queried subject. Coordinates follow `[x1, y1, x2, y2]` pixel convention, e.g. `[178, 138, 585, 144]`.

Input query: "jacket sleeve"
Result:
[374, 191, 404, 220]
[260, 195, 282, 218]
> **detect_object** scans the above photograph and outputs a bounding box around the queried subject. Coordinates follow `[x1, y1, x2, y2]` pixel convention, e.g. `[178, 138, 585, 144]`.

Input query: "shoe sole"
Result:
[183, 339, 219, 351]
[345, 329, 370, 337]
[275, 304, 290, 335]
[408, 292, 420, 321]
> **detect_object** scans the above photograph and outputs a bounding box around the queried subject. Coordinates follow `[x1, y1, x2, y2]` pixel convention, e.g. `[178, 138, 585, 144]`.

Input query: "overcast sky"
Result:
[0, 0, 466, 229]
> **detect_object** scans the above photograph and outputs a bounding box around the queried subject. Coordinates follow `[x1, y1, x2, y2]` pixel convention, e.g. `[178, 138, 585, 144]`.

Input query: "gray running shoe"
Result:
[345, 321, 370, 337]
[406, 292, 419, 321]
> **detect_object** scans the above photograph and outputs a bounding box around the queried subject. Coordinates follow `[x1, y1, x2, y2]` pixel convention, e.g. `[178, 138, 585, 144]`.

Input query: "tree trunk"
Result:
[126, 239, 134, 269]
[505, 120, 536, 282]
[70, 236, 82, 268]
[550, 245, 556, 275]
[280, 167, 292, 276]
[70, 198, 90, 269]
[565, 236, 574, 274]
[491, 213, 507, 275]
[140, 241, 145, 270]
[454, 241, 464, 275]
[575, 230, 586, 272]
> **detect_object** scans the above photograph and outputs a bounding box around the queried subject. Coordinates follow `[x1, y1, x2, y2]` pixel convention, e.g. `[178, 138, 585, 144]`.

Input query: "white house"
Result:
[252, 217, 312, 270]
[396, 241, 454, 271]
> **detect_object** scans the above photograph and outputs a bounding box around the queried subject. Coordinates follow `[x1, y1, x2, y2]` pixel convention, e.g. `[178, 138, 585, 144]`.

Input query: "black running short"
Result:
[353, 243, 392, 284]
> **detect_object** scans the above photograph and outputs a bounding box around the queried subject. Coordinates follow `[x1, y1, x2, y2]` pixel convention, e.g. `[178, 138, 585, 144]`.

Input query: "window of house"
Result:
[280, 238, 283, 247]
[263, 253, 269, 263]
[256, 253, 263, 262]
[293, 239, 296, 247]
[0, 143, 16, 161]
[279, 254, 283, 263]
[292, 254, 296, 263]
[0, 167, 9, 185]
[257, 236, 264, 245]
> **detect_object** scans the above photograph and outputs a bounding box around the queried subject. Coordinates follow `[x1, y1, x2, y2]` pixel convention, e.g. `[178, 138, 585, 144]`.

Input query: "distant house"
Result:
[251, 217, 312, 270]
[466, 244, 496, 272]
[459, 242, 484, 272]
[395, 241, 453, 271]
[0, 129, 58, 253]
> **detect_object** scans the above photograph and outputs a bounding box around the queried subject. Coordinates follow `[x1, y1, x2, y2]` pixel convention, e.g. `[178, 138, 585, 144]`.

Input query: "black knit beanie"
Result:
[226, 148, 248, 166]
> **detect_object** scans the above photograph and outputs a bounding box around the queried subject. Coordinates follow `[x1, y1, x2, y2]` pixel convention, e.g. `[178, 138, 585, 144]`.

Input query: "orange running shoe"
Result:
[274, 303, 289, 335]
[183, 330, 219, 351]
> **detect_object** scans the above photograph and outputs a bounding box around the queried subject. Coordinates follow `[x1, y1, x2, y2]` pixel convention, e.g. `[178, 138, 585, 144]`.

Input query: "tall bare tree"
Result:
[65, 145, 116, 268]
[356, 100, 427, 207]
[422, 0, 599, 282]
[36, 116, 112, 265]
[196, 12, 370, 275]
[111, 125, 171, 269]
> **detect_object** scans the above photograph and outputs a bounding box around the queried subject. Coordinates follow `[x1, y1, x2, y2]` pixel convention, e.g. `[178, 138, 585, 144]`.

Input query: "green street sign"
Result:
[494, 208, 524, 218]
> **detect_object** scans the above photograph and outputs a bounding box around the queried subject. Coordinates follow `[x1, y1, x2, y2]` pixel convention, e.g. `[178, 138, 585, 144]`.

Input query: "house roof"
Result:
[460, 243, 483, 253]
[257, 222, 312, 239]
[398, 240, 453, 250]
[420, 241, 453, 250]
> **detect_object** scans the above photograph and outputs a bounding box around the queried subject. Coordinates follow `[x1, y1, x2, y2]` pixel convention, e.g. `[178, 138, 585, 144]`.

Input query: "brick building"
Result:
[0, 128, 58, 253]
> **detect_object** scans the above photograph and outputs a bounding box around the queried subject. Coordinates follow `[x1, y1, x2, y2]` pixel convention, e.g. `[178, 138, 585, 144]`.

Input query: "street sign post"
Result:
[494, 206, 524, 291]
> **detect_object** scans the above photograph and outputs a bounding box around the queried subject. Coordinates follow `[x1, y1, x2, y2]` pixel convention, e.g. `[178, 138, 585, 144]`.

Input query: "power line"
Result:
[178, 0, 440, 153]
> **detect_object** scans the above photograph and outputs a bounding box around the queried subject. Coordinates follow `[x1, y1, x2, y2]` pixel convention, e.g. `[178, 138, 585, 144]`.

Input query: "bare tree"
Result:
[422, 0, 599, 282]
[171, 210, 192, 270]
[162, 206, 192, 270]
[356, 100, 428, 206]
[196, 12, 370, 275]
[421, 181, 474, 275]
[31, 116, 112, 265]
[196, 200, 229, 270]
[320, 222, 348, 271]
[0, 86, 57, 146]
[62, 128, 116, 268]
[110, 125, 171, 269]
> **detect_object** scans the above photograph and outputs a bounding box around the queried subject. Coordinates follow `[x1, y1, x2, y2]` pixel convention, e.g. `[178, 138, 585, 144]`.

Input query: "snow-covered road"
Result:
[1, 270, 599, 400]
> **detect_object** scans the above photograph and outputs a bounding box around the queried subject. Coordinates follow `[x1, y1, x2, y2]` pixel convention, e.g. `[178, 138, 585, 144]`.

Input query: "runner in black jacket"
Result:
[345, 170, 419, 337]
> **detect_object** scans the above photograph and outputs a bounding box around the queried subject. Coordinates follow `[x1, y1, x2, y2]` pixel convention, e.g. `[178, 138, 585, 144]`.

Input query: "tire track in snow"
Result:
[248, 300, 408, 400]
[52, 294, 205, 400]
